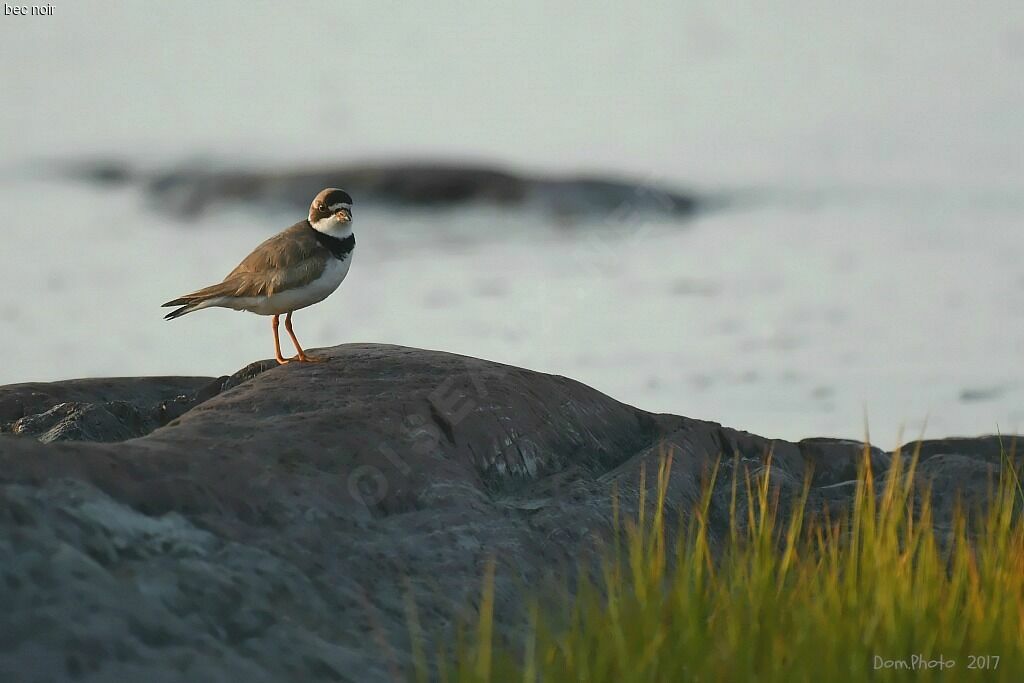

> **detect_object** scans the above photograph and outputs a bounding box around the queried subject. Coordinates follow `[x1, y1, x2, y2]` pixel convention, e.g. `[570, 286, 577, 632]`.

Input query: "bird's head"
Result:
[309, 188, 353, 234]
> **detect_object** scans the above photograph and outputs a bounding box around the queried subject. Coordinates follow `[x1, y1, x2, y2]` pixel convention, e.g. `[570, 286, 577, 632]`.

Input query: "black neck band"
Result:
[310, 224, 355, 259]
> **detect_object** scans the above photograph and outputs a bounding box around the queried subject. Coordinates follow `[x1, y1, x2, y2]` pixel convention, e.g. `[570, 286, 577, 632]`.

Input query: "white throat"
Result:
[310, 215, 353, 238]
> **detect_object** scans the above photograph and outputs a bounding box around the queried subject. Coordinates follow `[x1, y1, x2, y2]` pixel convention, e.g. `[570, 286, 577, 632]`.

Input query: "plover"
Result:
[162, 188, 356, 364]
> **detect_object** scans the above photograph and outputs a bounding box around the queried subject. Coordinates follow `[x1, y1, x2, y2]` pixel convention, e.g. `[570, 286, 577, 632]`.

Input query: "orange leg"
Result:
[272, 314, 290, 364]
[284, 312, 323, 363]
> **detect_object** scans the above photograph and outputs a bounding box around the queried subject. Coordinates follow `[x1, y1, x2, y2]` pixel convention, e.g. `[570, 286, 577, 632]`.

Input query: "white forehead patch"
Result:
[328, 202, 352, 212]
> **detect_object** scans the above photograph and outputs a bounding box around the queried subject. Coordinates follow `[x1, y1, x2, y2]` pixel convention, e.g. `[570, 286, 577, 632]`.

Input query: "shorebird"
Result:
[162, 188, 355, 364]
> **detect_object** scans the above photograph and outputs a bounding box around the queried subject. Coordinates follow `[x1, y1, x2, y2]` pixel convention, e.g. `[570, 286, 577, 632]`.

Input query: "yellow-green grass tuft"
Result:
[429, 440, 1024, 682]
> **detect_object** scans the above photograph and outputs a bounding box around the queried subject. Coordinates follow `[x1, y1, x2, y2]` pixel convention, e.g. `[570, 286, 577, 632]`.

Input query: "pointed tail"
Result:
[162, 279, 238, 321]
[163, 302, 201, 320]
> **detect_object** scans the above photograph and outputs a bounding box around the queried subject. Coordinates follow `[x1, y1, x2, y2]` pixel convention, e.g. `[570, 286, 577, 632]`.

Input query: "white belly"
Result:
[221, 255, 352, 316]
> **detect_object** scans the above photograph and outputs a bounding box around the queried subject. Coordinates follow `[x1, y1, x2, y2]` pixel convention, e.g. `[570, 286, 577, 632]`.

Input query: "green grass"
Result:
[423, 442, 1024, 682]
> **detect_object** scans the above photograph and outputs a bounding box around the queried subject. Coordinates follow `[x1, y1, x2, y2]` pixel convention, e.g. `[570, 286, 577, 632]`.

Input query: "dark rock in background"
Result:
[0, 365, 277, 443]
[63, 159, 701, 220]
[10, 400, 160, 443]
[0, 344, 1017, 682]
[0, 376, 210, 425]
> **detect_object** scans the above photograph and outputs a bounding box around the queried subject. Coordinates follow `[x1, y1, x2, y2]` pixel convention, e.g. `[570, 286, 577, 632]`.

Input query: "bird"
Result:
[162, 188, 356, 364]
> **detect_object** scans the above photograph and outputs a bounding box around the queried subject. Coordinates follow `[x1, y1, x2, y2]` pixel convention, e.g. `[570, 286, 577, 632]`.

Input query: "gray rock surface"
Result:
[0, 363, 278, 443]
[0, 376, 211, 425]
[0, 344, 1016, 682]
[65, 159, 700, 219]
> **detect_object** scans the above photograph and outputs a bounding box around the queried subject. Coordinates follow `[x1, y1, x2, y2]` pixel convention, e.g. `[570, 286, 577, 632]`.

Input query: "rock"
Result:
[11, 401, 157, 443]
[0, 368, 282, 443]
[0, 376, 211, 425]
[898, 435, 1019, 464]
[797, 437, 891, 486]
[0, 344, 1015, 681]
[914, 454, 1002, 522]
[64, 159, 700, 219]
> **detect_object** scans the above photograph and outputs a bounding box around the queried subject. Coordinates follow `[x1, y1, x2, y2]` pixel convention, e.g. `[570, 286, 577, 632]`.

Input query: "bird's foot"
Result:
[292, 353, 325, 363]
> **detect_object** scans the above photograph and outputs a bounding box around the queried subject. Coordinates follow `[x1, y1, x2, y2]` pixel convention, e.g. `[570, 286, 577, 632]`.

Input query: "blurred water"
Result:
[1, 2, 1022, 446]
